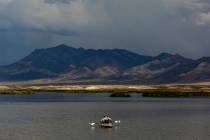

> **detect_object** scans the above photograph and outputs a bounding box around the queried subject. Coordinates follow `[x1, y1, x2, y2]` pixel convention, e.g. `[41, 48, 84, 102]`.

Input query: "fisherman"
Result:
[101, 115, 113, 123]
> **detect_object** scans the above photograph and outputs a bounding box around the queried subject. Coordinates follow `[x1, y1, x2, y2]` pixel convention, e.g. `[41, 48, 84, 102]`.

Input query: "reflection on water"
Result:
[0, 93, 209, 140]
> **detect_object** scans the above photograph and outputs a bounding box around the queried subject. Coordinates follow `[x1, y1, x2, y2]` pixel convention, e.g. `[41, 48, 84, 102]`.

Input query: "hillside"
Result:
[0, 44, 209, 83]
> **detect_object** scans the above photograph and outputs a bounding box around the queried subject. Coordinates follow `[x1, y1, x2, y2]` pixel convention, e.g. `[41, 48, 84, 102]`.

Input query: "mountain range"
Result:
[0, 44, 210, 84]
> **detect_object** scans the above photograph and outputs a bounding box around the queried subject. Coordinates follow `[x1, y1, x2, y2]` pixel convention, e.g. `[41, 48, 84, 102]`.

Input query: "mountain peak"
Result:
[50, 44, 76, 50]
[30, 44, 76, 54]
[55, 43, 69, 47]
[155, 52, 173, 60]
[199, 57, 210, 61]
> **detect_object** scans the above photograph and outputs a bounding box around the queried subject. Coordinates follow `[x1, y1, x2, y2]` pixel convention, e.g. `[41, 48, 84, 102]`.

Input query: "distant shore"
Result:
[0, 83, 210, 97]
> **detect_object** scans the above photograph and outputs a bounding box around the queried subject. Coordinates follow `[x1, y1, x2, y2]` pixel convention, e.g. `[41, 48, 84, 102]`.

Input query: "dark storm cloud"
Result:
[0, 0, 210, 65]
[0, 27, 79, 36]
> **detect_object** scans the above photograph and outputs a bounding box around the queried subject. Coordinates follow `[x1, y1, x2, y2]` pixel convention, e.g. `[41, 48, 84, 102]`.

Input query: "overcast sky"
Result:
[0, 0, 210, 65]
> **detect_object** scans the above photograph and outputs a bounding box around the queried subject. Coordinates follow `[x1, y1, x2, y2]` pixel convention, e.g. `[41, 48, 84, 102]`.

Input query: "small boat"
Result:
[89, 116, 120, 128]
[99, 116, 113, 128]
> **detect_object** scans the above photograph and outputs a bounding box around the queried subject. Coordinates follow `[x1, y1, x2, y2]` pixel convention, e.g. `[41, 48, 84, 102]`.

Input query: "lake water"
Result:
[0, 93, 210, 140]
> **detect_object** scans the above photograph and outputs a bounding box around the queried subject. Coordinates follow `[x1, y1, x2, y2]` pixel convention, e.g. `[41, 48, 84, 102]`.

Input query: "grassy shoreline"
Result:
[0, 84, 210, 97]
[142, 91, 210, 97]
[0, 90, 33, 95]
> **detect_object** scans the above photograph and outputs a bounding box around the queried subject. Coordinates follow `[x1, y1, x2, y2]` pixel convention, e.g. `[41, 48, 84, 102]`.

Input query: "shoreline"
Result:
[0, 83, 210, 97]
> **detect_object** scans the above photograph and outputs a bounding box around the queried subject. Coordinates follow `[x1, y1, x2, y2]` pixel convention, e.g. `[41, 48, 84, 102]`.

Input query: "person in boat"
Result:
[100, 115, 113, 124]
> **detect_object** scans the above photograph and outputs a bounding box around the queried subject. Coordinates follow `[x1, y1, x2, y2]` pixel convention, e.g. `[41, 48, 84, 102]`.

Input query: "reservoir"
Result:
[0, 92, 210, 140]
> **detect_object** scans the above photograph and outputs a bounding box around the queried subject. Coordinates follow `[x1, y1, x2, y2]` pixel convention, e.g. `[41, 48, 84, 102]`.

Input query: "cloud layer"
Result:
[0, 0, 210, 65]
[0, 0, 109, 35]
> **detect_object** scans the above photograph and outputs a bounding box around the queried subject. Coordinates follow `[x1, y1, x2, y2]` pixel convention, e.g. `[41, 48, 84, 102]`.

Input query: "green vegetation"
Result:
[110, 92, 131, 97]
[0, 90, 33, 95]
[31, 87, 138, 94]
[142, 91, 210, 97]
[1, 84, 210, 98]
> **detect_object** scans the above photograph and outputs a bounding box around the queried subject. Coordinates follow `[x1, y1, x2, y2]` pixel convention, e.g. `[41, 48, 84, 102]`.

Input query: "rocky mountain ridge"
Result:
[0, 44, 209, 83]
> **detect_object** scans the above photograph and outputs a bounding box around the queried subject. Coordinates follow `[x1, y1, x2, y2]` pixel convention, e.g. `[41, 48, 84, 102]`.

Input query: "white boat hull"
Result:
[99, 123, 113, 128]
